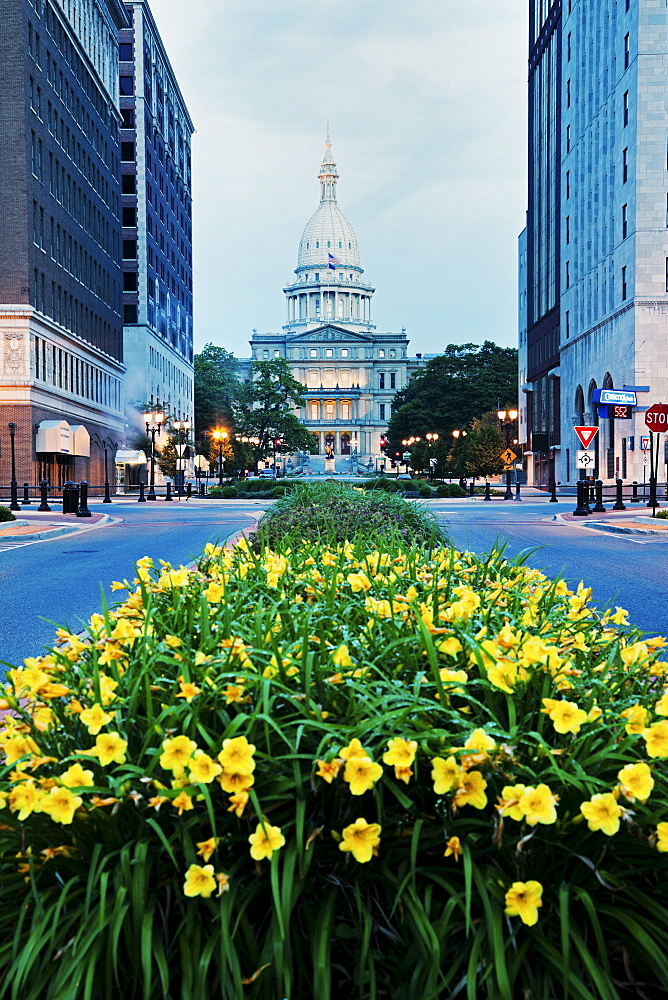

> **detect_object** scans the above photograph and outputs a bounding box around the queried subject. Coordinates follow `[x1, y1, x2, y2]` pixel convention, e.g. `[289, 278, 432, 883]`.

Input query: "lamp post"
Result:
[452, 429, 468, 487]
[497, 408, 519, 501]
[7, 423, 20, 511]
[212, 429, 228, 486]
[173, 420, 191, 497]
[144, 410, 164, 500]
[103, 442, 111, 503]
[426, 432, 439, 479]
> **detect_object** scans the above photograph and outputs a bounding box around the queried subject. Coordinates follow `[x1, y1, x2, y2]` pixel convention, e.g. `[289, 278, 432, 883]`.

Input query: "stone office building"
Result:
[0, 0, 129, 488]
[241, 133, 430, 468]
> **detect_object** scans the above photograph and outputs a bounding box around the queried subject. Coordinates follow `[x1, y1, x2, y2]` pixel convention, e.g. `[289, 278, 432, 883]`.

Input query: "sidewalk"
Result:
[558, 502, 668, 535]
[0, 510, 113, 544]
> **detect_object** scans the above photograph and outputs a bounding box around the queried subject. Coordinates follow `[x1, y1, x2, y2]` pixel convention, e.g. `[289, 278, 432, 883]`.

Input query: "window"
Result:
[122, 206, 136, 227]
[566, 261, 570, 288]
[567, 79, 571, 107]
[274, 349, 280, 357]
[309, 402, 318, 419]
[341, 348, 348, 357]
[622, 203, 628, 239]
[119, 42, 133, 61]
[120, 108, 134, 128]
[119, 76, 134, 96]
[623, 91, 629, 127]
[622, 266, 627, 300]
[325, 403, 334, 419]
[341, 403, 350, 419]
[378, 349, 385, 357]
[379, 372, 385, 390]
[314, 273, 319, 281]
[666, 258, 668, 293]
[121, 173, 136, 194]
[566, 215, 570, 243]
[379, 403, 386, 420]
[310, 348, 318, 357]
[263, 350, 269, 358]
[122, 239, 137, 259]
[120, 141, 135, 161]
[623, 147, 628, 183]
[624, 33, 630, 70]
[325, 348, 333, 357]
[123, 271, 138, 291]
[123, 303, 138, 323]
[390, 349, 396, 357]
[309, 370, 318, 386]
[565, 310, 570, 338]
[566, 124, 571, 153]
[566, 170, 570, 199]
[390, 372, 396, 389]
[567, 32, 571, 60]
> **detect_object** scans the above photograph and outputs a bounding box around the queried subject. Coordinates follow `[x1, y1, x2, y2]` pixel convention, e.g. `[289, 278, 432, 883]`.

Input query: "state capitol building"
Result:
[239, 132, 433, 467]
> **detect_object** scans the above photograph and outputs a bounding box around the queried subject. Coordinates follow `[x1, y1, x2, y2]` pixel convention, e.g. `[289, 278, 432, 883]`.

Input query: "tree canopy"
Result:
[386, 342, 518, 453]
[233, 358, 314, 461]
[193, 344, 240, 451]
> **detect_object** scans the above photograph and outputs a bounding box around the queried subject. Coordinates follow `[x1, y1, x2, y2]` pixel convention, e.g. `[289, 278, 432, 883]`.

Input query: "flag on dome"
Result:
[328, 252, 342, 269]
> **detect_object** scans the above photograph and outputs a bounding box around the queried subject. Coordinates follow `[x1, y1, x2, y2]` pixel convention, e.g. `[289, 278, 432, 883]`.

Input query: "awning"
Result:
[69, 424, 90, 457]
[115, 449, 147, 465]
[35, 420, 72, 454]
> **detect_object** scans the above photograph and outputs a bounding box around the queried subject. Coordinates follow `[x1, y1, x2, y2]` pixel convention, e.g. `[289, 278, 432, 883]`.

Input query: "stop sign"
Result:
[645, 403, 668, 431]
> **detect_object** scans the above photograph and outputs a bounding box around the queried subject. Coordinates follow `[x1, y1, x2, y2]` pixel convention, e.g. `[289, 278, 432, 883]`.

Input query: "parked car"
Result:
[396, 473, 413, 480]
[258, 469, 276, 479]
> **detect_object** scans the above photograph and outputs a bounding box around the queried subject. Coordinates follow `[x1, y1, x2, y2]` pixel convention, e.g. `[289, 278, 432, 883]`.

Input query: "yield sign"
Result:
[574, 426, 599, 449]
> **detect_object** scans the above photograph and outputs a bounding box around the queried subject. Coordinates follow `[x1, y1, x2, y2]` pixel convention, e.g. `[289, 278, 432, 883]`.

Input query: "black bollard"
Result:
[592, 479, 606, 513]
[549, 480, 558, 503]
[103, 477, 112, 503]
[484, 481, 491, 501]
[186, 482, 192, 499]
[77, 480, 92, 517]
[648, 476, 659, 509]
[62, 480, 74, 514]
[469, 480, 475, 497]
[165, 481, 173, 502]
[632, 481, 639, 502]
[613, 478, 626, 511]
[22, 482, 32, 505]
[514, 480, 522, 502]
[137, 482, 146, 503]
[38, 478, 51, 513]
[573, 479, 590, 516]
[199, 482, 205, 497]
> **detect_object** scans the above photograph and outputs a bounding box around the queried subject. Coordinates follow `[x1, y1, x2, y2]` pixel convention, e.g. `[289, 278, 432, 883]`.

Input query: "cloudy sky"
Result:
[152, 0, 528, 359]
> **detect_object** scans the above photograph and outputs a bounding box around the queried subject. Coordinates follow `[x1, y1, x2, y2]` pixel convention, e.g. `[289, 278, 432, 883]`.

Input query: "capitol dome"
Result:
[296, 130, 361, 271]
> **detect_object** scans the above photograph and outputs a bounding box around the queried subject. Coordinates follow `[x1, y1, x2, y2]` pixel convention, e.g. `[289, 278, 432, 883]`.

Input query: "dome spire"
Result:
[318, 125, 338, 203]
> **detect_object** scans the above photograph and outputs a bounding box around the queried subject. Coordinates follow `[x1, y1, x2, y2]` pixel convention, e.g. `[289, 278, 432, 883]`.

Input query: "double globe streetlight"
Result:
[497, 408, 519, 501]
[212, 429, 229, 486]
[144, 410, 164, 501]
[173, 419, 191, 496]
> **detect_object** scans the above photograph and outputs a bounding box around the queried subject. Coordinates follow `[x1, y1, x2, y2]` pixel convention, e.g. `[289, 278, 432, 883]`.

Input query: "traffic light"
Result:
[380, 436, 387, 454]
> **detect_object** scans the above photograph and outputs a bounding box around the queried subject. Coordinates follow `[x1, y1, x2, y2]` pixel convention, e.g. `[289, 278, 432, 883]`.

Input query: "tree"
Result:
[234, 358, 314, 463]
[193, 345, 240, 452]
[386, 342, 518, 453]
[465, 416, 505, 480]
[156, 435, 179, 479]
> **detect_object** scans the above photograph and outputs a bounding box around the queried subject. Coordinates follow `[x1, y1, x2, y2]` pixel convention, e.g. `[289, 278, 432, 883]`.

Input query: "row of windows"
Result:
[565, 199, 639, 247]
[260, 347, 400, 360]
[33, 335, 121, 409]
[308, 400, 353, 420]
[44, 95, 116, 211]
[298, 272, 361, 283]
[31, 271, 119, 359]
[144, 144, 193, 234]
[149, 345, 193, 397]
[304, 239, 352, 251]
[33, 203, 119, 311]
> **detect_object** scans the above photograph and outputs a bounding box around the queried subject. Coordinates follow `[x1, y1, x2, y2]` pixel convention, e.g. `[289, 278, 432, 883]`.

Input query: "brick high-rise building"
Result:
[0, 0, 129, 489]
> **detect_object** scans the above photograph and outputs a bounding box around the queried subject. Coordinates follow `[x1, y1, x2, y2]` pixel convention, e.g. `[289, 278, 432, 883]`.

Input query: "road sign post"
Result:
[644, 405, 668, 516]
[574, 426, 599, 449]
[576, 450, 596, 470]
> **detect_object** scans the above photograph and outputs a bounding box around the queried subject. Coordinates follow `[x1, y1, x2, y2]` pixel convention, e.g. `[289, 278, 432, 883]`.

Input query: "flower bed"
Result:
[0, 537, 668, 999]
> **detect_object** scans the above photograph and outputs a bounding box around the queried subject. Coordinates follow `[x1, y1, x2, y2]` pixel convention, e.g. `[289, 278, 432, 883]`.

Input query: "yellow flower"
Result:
[165, 635, 182, 648]
[172, 790, 194, 815]
[160, 735, 197, 772]
[464, 728, 496, 753]
[438, 636, 463, 657]
[617, 762, 654, 803]
[497, 784, 528, 821]
[79, 703, 113, 735]
[216, 872, 231, 895]
[160, 567, 190, 589]
[217, 736, 256, 775]
[339, 738, 369, 761]
[518, 784, 559, 826]
[487, 661, 518, 694]
[332, 644, 354, 667]
[249, 820, 285, 861]
[339, 818, 382, 863]
[505, 881, 543, 926]
[3, 735, 40, 767]
[643, 721, 668, 758]
[654, 691, 668, 716]
[204, 581, 225, 603]
[90, 732, 128, 767]
[227, 790, 249, 817]
[8, 780, 44, 820]
[431, 756, 460, 795]
[189, 751, 222, 784]
[176, 678, 201, 702]
[224, 684, 247, 704]
[393, 765, 413, 783]
[98, 675, 118, 705]
[542, 698, 588, 735]
[60, 763, 95, 788]
[315, 758, 343, 783]
[444, 835, 462, 861]
[621, 704, 650, 735]
[382, 738, 417, 768]
[453, 770, 487, 810]
[580, 793, 623, 836]
[656, 823, 668, 852]
[196, 837, 218, 862]
[183, 863, 216, 898]
[343, 757, 383, 796]
[218, 770, 255, 794]
[40, 787, 83, 825]
[347, 571, 372, 593]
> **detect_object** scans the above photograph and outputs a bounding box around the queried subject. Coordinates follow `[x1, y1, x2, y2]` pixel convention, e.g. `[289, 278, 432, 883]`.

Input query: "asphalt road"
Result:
[432, 498, 668, 637]
[0, 499, 262, 670]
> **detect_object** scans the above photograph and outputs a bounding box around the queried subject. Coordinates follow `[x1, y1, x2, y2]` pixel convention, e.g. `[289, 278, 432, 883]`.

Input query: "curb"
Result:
[0, 512, 117, 544]
[583, 521, 668, 536]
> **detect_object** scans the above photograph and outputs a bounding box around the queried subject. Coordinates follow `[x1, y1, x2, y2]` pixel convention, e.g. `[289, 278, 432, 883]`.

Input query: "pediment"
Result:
[288, 325, 374, 344]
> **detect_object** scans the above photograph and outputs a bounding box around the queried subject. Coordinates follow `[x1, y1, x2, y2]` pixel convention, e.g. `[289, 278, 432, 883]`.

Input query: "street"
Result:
[1, 494, 667, 672]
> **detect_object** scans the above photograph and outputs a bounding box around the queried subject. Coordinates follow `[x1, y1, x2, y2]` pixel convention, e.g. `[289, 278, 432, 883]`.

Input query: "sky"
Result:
[152, 0, 529, 360]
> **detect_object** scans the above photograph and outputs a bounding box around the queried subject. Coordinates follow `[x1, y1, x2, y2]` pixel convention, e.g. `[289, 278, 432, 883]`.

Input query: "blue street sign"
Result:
[592, 388, 637, 406]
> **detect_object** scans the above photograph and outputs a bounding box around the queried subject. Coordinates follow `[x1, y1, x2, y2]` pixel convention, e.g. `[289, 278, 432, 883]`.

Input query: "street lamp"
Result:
[212, 429, 228, 486]
[452, 429, 468, 487]
[426, 432, 439, 479]
[7, 423, 20, 511]
[497, 408, 519, 501]
[173, 420, 191, 496]
[144, 410, 164, 500]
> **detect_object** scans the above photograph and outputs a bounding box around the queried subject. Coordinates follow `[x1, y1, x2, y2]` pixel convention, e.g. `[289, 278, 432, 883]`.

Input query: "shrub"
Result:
[361, 476, 404, 493]
[208, 486, 237, 499]
[0, 507, 16, 522]
[653, 510, 668, 520]
[436, 483, 468, 498]
[254, 482, 446, 549]
[417, 482, 434, 498]
[1, 540, 668, 998]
